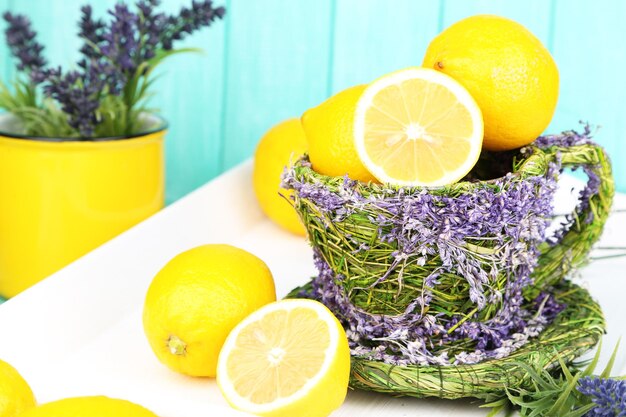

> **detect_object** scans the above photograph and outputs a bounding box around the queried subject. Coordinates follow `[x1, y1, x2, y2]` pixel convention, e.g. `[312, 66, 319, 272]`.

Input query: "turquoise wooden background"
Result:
[1, 0, 625, 202]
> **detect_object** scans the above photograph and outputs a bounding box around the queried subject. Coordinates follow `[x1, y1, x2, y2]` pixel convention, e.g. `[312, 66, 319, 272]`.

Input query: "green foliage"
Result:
[1, 1, 224, 139]
[483, 341, 622, 417]
[0, 51, 188, 138]
[0, 78, 74, 137]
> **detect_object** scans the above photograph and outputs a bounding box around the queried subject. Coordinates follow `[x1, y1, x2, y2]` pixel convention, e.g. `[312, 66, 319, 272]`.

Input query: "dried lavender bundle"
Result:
[288, 278, 604, 400]
[300, 251, 563, 366]
[285, 128, 614, 400]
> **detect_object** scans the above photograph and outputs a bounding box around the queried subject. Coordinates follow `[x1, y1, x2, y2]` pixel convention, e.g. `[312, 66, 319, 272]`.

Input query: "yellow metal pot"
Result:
[0, 114, 165, 298]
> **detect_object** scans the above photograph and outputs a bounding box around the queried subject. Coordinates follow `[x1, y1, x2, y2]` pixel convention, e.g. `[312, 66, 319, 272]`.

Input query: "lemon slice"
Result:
[353, 67, 484, 186]
[217, 299, 350, 417]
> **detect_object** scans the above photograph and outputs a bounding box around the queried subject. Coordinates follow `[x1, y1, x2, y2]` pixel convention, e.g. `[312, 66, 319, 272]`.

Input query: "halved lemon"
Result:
[353, 67, 484, 186]
[216, 299, 350, 417]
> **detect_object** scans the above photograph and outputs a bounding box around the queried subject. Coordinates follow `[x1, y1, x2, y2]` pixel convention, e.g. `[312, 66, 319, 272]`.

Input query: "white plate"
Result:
[0, 161, 624, 416]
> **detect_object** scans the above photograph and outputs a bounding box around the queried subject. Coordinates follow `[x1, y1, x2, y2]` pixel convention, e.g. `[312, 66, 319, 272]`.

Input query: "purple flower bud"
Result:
[578, 377, 626, 416]
[78, 4, 106, 60]
[3, 12, 47, 75]
[159, 0, 225, 51]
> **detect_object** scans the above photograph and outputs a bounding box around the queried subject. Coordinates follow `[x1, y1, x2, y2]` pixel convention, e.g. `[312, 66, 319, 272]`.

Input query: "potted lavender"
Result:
[0, 0, 225, 298]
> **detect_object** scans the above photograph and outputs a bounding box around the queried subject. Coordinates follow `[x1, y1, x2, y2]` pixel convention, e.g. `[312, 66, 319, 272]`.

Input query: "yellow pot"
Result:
[0, 114, 166, 298]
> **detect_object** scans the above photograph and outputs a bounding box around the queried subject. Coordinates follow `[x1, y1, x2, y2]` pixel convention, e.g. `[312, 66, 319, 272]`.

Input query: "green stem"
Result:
[167, 335, 187, 356]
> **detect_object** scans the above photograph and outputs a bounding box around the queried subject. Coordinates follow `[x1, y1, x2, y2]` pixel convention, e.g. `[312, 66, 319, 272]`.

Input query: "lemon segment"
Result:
[217, 299, 350, 417]
[354, 67, 483, 187]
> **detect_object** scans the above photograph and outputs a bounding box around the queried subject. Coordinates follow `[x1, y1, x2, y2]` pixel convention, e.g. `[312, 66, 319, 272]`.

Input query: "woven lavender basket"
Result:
[284, 128, 614, 400]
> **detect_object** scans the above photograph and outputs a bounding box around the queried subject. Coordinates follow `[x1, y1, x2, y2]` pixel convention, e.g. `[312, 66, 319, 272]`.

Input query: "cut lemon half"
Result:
[217, 299, 350, 417]
[354, 67, 484, 186]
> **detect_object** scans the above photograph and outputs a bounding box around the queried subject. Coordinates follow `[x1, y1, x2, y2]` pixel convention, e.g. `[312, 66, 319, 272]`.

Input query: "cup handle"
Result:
[532, 140, 614, 289]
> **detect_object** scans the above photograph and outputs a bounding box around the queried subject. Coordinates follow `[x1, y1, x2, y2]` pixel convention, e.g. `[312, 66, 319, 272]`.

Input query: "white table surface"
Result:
[0, 161, 624, 417]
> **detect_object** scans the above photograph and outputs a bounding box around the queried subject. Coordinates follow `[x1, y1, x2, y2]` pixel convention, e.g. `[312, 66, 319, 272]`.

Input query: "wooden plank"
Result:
[154, 0, 228, 202]
[220, 0, 333, 170]
[1, 0, 15, 83]
[1, 0, 117, 83]
[7, 0, 85, 69]
[330, 0, 442, 94]
[0, 0, 13, 84]
[2, 0, 623, 197]
[549, 0, 626, 193]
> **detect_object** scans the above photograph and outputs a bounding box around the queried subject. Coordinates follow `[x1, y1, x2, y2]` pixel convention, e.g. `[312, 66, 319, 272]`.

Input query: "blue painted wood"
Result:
[0, 0, 625, 202]
[156, 0, 227, 202]
[549, 0, 626, 191]
[0, 0, 13, 83]
[7, 0, 86, 69]
[1, 0, 226, 203]
[219, 0, 334, 171]
[1, 0, 117, 82]
[330, 0, 442, 94]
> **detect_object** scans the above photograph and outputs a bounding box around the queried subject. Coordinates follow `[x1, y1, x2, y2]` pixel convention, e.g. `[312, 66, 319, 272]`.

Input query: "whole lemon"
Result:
[19, 396, 157, 417]
[143, 244, 276, 377]
[302, 85, 377, 182]
[253, 119, 307, 236]
[0, 359, 36, 417]
[422, 15, 559, 151]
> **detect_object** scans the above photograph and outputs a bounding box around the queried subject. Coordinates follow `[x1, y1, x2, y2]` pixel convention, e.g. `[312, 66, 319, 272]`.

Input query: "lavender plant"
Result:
[0, 0, 225, 138]
[484, 342, 626, 417]
[0, 12, 52, 131]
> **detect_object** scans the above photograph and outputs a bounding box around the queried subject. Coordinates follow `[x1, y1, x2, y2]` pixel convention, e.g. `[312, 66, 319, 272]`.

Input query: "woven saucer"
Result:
[287, 280, 604, 400]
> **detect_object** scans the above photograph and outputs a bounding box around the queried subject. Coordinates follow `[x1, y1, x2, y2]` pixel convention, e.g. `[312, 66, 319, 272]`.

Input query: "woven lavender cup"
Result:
[284, 128, 613, 398]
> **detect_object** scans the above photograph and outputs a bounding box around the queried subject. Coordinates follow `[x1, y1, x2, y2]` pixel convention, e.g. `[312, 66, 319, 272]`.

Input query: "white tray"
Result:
[0, 161, 624, 417]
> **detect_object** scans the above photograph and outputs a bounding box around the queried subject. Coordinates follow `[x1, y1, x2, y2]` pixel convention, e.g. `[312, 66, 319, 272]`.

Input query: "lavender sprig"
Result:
[482, 341, 626, 417]
[578, 377, 626, 417]
[537, 124, 604, 237]
[160, 0, 226, 50]
[2, 12, 47, 74]
[102, 3, 140, 73]
[43, 68, 103, 137]
[136, 0, 167, 61]
[78, 5, 106, 62]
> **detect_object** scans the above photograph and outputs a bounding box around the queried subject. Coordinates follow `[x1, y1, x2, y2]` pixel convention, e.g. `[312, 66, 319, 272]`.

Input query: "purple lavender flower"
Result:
[36, 0, 224, 137]
[160, 0, 226, 50]
[78, 5, 106, 62]
[536, 125, 605, 244]
[578, 377, 626, 416]
[3, 12, 47, 74]
[136, 0, 167, 61]
[534, 123, 595, 149]
[100, 3, 140, 73]
[43, 68, 101, 137]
